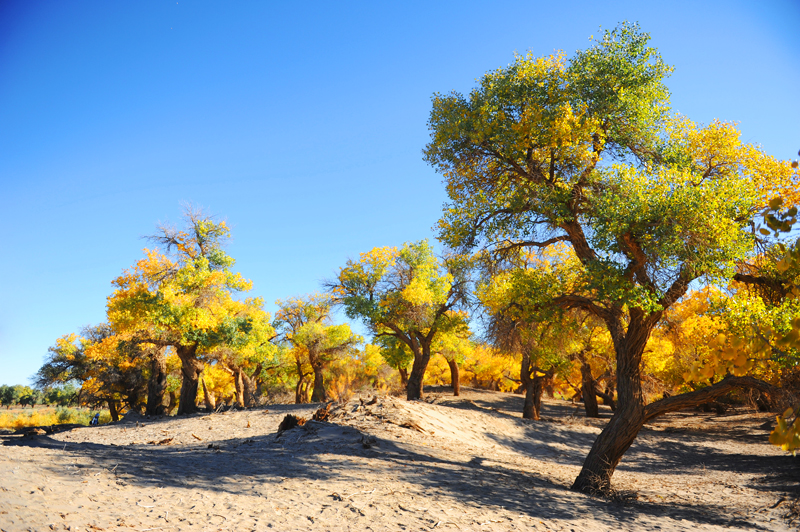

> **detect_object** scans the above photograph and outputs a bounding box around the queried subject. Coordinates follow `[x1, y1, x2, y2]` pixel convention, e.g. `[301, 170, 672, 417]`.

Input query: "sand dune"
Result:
[1, 387, 798, 531]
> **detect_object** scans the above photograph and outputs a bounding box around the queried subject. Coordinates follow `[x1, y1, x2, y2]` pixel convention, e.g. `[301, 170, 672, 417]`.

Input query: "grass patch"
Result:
[0, 407, 112, 428]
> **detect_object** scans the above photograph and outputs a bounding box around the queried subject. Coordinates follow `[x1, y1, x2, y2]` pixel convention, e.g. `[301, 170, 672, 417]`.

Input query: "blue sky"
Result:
[1, 1, 798, 386]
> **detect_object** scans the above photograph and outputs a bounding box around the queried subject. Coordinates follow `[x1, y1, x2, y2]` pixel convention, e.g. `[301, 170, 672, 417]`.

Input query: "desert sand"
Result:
[1, 387, 798, 532]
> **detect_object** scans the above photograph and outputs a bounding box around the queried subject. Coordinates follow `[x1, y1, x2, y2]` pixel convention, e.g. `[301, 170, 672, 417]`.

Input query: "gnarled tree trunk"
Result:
[521, 354, 551, 420]
[176, 343, 203, 415]
[241, 365, 261, 407]
[146, 347, 167, 416]
[295, 375, 306, 404]
[310, 361, 327, 402]
[398, 367, 408, 388]
[569, 312, 780, 495]
[406, 340, 432, 401]
[233, 368, 245, 408]
[571, 316, 649, 494]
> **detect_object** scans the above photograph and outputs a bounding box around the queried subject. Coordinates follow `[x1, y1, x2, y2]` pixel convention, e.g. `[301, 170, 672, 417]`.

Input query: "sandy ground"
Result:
[1, 387, 799, 532]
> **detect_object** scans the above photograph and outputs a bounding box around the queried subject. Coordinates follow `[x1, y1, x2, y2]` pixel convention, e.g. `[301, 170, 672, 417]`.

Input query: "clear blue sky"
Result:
[1, 1, 798, 386]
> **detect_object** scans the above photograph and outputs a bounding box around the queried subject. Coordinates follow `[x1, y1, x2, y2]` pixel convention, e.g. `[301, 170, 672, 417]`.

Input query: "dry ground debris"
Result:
[1, 387, 798, 531]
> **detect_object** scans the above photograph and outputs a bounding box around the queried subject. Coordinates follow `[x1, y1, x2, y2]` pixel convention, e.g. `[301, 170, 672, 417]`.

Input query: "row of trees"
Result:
[0, 383, 78, 409]
[32, 23, 799, 496]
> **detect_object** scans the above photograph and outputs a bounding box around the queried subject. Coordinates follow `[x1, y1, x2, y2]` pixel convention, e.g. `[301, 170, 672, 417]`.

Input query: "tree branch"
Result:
[552, 295, 610, 321]
[643, 375, 780, 423]
[491, 236, 569, 253]
[732, 273, 790, 300]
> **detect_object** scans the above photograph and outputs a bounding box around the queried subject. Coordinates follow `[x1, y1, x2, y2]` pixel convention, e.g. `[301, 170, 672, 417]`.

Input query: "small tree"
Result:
[36, 325, 148, 420]
[0, 385, 24, 409]
[274, 294, 361, 402]
[432, 330, 473, 396]
[332, 240, 471, 400]
[376, 335, 414, 387]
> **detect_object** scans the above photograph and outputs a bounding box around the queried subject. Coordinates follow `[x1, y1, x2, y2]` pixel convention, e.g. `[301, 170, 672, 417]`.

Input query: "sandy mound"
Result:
[1, 387, 798, 531]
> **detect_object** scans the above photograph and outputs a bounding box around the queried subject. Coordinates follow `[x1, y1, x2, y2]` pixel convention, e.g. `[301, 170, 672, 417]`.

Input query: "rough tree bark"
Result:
[406, 352, 430, 400]
[201, 378, 216, 410]
[521, 353, 537, 420]
[571, 313, 651, 494]
[294, 354, 308, 404]
[310, 360, 327, 402]
[107, 399, 120, 422]
[577, 351, 599, 418]
[571, 311, 779, 494]
[406, 337, 433, 401]
[176, 343, 203, 415]
[241, 364, 261, 407]
[521, 352, 553, 420]
[446, 357, 460, 396]
[145, 347, 168, 416]
[295, 376, 306, 404]
[232, 368, 245, 408]
[398, 367, 409, 388]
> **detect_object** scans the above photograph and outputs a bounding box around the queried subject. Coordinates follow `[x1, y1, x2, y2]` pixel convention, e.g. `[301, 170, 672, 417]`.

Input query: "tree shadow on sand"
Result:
[2, 406, 791, 531]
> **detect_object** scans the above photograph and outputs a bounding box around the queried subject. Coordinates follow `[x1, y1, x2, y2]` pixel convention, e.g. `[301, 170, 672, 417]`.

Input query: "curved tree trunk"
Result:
[146, 347, 167, 416]
[572, 315, 650, 494]
[406, 342, 431, 401]
[176, 343, 203, 415]
[295, 375, 306, 404]
[398, 367, 409, 388]
[201, 378, 216, 410]
[446, 357, 460, 396]
[241, 365, 261, 407]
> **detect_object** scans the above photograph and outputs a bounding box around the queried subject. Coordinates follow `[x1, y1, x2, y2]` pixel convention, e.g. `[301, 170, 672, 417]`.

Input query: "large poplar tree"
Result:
[107, 210, 271, 415]
[424, 23, 796, 493]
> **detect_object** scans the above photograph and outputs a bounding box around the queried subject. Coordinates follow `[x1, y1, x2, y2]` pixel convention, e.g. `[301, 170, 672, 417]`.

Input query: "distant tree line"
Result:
[0, 383, 79, 409]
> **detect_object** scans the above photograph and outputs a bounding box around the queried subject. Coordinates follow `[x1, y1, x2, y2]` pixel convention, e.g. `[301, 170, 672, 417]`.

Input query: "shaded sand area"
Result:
[1, 387, 798, 531]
